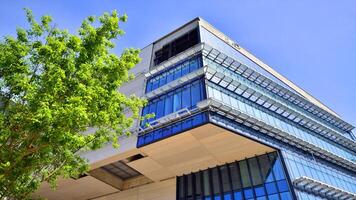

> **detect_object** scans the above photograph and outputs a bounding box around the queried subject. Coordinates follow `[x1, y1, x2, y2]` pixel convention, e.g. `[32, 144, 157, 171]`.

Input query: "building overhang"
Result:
[130, 123, 275, 181]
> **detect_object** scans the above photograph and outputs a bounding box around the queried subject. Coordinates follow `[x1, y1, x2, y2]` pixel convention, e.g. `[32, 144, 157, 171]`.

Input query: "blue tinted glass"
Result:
[268, 194, 280, 200]
[190, 58, 199, 72]
[182, 86, 191, 109]
[137, 137, 144, 146]
[269, 154, 285, 181]
[156, 98, 165, 119]
[257, 154, 274, 183]
[164, 93, 173, 115]
[255, 186, 265, 197]
[214, 196, 221, 200]
[192, 114, 203, 126]
[191, 81, 202, 106]
[148, 101, 157, 122]
[234, 191, 243, 200]
[265, 182, 278, 195]
[152, 79, 159, 91]
[172, 123, 181, 134]
[244, 188, 254, 199]
[159, 75, 166, 87]
[153, 130, 162, 140]
[146, 81, 152, 93]
[173, 91, 182, 112]
[182, 119, 192, 130]
[257, 197, 267, 200]
[204, 197, 211, 200]
[277, 180, 289, 192]
[174, 68, 182, 79]
[167, 71, 174, 82]
[144, 134, 153, 144]
[182, 62, 190, 75]
[162, 126, 171, 138]
[223, 193, 232, 200]
[280, 192, 292, 200]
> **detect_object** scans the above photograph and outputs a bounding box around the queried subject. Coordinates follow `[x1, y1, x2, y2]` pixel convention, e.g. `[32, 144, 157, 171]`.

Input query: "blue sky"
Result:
[1, 0, 355, 126]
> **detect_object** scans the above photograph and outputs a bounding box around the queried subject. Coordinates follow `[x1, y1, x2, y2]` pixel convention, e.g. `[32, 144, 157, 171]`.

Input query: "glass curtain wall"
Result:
[177, 152, 294, 200]
[146, 55, 202, 93]
[141, 78, 205, 126]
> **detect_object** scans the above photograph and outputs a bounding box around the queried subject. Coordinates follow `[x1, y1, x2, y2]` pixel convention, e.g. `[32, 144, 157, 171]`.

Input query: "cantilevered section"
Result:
[293, 176, 356, 200]
[131, 123, 275, 181]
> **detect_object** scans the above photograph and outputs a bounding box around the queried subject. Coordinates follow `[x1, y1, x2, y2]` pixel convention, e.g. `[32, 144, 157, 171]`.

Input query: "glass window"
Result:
[234, 191, 243, 200]
[173, 90, 182, 112]
[269, 153, 285, 181]
[156, 98, 165, 119]
[220, 165, 231, 193]
[258, 154, 275, 183]
[182, 85, 191, 109]
[166, 71, 174, 83]
[191, 81, 202, 106]
[158, 75, 166, 87]
[203, 170, 211, 197]
[239, 160, 251, 188]
[265, 182, 278, 195]
[164, 93, 173, 116]
[174, 67, 182, 79]
[244, 188, 254, 199]
[195, 173, 202, 198]
[148, 101, 157, 122]
[277, 180, 289, 193]
[176, 152, 291, 200]
[255, 186, 265, 197]
[187, 174, 193, 199]
[146, 55, 202, 92]
[190, 57, 199, 72]
[212, 168, 221, 195]
[229, 163, 242, 190]
[248, 157, 263, 186]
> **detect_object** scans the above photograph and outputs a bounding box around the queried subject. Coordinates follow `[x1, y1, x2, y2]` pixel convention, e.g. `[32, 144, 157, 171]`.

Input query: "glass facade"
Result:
[141, 78, 205, 126]
[138, 23, 355, 200]
[206, 81, 355, 163]
[177, 152, 294, 200]
[146, 55, 202, 93]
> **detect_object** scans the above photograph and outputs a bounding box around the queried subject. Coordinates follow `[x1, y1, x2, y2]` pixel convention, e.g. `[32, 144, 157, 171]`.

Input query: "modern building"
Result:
[35, 18, 356, 200]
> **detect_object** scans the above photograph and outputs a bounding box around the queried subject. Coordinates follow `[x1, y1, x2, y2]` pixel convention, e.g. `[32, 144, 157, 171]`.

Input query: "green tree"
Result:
[0, 9, 147, 199]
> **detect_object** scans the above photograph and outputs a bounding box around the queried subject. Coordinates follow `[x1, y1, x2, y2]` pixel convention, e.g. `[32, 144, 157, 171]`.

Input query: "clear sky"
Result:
[1, 0, 355, 126]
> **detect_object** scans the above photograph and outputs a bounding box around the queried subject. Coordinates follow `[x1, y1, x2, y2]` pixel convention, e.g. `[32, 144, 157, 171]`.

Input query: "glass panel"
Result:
[265, 182, 278, 195]
[178, 176, 184, 199]
[244, 188, 254, 199]
[203, 170, 211, 197]
[239, 160, 251, 188]
[187, 174, 193, 199]
[175, 153, 292, 200]
[258, 154, 275, 183]
[191, 81, 202, 106]
[219, 165, 230, 193]
[229, 163, 242, 190]
[156, 98, 165, 119]
[173, 90, 182, 112]
[234, 191, 243, 200]
[195, 173, 202, 198]
[248, 157, 263, 186]
[182, 85, 191, 109]
[212, 168, 221, 195]
[164, 93, 173, 115]
[269, 153, 285, 181]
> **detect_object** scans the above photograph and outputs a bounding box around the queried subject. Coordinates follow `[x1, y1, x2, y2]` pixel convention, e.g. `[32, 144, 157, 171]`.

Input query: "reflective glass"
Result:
[176, 153, 293, 200]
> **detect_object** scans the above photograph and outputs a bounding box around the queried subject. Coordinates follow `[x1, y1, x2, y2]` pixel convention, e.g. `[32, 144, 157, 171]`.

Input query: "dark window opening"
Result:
[154, 28, 199, 66]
